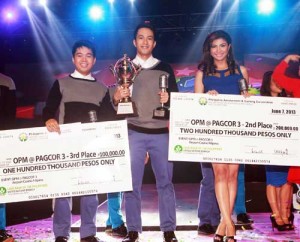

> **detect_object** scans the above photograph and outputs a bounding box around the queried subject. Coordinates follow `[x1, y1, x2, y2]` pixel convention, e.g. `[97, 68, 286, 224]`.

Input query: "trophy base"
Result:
[153, 107, 169, 120]
[117, 102, 138, 118]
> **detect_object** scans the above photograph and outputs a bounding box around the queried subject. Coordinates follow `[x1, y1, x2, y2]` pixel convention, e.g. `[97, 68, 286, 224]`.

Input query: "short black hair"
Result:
[133, 22, 156, 40]
[72, 40, 96, 57]
[285, 60, 300, 78]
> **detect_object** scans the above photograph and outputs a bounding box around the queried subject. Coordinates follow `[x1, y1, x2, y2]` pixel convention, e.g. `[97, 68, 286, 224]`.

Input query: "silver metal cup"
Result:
[238, 78, 248, 94]
[88, 110, 97, 122]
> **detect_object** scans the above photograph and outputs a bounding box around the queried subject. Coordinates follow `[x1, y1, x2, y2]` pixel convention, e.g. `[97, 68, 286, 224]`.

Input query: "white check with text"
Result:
[0, 121, 132, 203]
[169, 93, 300, 166]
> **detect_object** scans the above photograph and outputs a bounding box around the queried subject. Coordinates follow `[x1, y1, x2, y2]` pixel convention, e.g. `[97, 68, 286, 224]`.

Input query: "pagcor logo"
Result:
[19, 133, 28, 142]
[174, 145, 183, 153]
[199, 97, 207, 105]
[0, 187, 7, 196]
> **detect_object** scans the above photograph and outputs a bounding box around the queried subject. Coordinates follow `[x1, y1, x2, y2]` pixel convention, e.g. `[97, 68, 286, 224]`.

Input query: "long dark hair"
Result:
[260, 71, 287, 97]
[198, 30, 237, 76]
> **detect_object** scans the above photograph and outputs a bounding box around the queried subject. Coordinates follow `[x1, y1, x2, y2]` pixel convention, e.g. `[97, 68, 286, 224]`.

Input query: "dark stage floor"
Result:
[6, 184, 300, 241]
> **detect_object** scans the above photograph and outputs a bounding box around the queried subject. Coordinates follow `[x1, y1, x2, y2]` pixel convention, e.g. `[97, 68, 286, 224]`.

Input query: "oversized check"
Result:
[0, 120, 132, 203]
[169, 93, 300, 166]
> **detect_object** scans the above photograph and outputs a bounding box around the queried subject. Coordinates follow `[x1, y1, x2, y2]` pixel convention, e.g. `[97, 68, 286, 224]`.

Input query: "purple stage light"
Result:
[39, 0, 47, 7]
[6, 12, 13, 19]
[3, 9, 17, 22]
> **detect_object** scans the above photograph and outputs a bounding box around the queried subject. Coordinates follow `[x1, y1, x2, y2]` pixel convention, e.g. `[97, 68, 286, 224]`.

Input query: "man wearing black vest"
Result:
[43, 40, 114, 242]
[113, 23, 178, 242]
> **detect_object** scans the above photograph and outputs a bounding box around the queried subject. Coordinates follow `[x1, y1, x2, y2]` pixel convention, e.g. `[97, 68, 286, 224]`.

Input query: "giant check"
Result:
[0, 120, 132, 203]
[169, 93, 300, 166]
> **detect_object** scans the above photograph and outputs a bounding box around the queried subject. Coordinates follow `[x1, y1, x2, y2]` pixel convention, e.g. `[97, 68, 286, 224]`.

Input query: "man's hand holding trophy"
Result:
[111, 54, 141, 117]
[152, 74, 170, 119]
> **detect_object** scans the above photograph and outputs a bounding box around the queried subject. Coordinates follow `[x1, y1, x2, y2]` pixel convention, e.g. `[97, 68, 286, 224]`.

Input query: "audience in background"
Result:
[0, 73, 16, 242]
[260, 71, 294, 231]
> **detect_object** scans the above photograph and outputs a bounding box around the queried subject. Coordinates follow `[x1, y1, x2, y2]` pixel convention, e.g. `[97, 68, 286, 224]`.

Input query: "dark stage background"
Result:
[2, 0, 299, 225]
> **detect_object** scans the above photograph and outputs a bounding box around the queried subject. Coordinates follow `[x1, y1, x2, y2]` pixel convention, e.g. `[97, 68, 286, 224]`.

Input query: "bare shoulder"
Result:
[239, 65, 249, 79]
[239, 65, 248, 74]
[240, 66, 248, 72]
[0, 73, 15, 90]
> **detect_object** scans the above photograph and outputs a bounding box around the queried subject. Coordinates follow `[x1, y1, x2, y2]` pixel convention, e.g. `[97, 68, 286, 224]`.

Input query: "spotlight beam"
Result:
[20, 0, 29, 8]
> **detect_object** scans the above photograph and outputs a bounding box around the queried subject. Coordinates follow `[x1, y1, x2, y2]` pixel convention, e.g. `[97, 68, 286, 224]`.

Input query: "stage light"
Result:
[257, 0, 275, 14]
[4, 11, 15, 21]
[6, 12, 13, 19]
[89, 5, 104, 20]
[108, 0, 115, 3]
[2, 8, 18, 22]
[20, 0, 29, 7]
[39, 0, 48, 7]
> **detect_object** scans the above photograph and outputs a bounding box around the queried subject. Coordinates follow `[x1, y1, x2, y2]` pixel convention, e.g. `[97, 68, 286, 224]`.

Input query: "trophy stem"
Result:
[123, 96, 132, 103]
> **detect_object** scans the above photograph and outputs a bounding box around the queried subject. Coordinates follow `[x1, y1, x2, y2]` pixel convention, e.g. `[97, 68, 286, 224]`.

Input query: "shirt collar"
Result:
[70, 70, 95, 80]
[133, 55, 159, 69]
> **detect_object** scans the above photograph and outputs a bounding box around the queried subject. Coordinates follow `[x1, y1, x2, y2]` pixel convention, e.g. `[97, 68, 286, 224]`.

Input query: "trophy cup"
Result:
[88, 110, 97, 122]
[110, 54, 141, 117]
[238, 78, 248, 94]
[153, 74, 170, 120]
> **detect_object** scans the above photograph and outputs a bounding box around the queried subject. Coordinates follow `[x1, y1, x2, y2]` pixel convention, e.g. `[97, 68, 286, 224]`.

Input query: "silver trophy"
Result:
[153, 74, 170, 120]
[238, 78, 248, 94]
[110, 54, 141, 117]
[88, 110, 97, 122]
